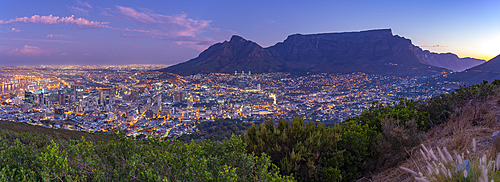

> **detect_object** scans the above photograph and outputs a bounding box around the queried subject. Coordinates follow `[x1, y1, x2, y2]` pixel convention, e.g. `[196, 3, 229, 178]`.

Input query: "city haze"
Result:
[1, 0, 499, 65]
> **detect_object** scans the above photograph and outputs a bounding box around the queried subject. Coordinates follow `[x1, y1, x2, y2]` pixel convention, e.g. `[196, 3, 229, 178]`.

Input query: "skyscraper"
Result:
[157, 95, 162, 110]
[24, 90, 35, 105]
[72, 84, 85, 101]
[99, 90, 104, 105]
[58, 89, 65, 105]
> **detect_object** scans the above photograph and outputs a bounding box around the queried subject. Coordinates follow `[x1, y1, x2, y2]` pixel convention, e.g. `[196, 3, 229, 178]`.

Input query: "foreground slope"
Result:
[0, 120, 293, 181]
[0, 120, 112, 142]
[373, 87, 500, 182]
[162, 29, 448, 76]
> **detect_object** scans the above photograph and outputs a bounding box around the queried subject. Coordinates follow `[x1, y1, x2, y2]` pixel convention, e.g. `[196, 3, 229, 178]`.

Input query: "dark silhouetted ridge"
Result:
[161, 29, 452, 76]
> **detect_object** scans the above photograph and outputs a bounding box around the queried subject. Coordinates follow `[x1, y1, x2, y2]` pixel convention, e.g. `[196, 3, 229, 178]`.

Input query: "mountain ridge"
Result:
[447, 54, 500, 84]
[412, 46, 485, 72]
[161, 29, 478, 76]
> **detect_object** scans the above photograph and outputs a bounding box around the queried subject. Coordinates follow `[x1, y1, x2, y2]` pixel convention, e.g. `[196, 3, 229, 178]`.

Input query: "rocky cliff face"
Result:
[161, 29, 449, 76]
[413, 46, 485, 72]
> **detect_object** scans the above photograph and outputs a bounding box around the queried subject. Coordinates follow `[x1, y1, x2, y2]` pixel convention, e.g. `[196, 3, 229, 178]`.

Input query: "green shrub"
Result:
[244, 117, 342, 181]
[419, 80, 500, 128]
[0, 127, 295, 181]
[377, 117, 425, 168]
[336, 121, 379, 181]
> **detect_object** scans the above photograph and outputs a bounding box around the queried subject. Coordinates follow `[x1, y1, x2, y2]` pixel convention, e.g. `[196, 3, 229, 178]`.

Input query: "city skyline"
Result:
[1, 0, 499, 65]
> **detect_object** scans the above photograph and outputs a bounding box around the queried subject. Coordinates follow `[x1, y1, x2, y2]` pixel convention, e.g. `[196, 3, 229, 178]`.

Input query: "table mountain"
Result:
[161, 29, 450, 76]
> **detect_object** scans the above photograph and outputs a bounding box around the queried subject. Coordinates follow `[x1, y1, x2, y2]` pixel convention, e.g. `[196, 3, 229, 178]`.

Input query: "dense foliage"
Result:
[0, 128, 294, 181]
[177, 119, 252, 142]
[244, 118, 342, 181]
[418, 80, 500, 128]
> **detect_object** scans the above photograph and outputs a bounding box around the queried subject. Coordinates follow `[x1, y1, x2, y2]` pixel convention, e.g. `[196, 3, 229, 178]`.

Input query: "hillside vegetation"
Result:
[1, 80, 500, 181]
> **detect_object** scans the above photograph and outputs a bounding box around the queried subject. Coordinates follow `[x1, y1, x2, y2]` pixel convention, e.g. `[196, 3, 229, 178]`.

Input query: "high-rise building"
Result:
[58, 89, 65, 105]
[72, 85, 85, 101]
[173, 92, 183, 102]
[157, 95, 162, 110]
[24, 90, 35, 105]
[99, 90, 104, 105]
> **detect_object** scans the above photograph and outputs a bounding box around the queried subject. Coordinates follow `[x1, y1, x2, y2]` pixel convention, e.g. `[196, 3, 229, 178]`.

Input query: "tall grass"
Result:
[400, 139, 500, 182]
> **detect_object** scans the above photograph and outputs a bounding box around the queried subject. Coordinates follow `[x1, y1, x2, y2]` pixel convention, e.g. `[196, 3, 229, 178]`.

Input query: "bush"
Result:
[377, 117, 425, 168]
[336, 121, 379, 181]
[419, 80, 500, 129]
[244, 117, 342, 181]
[346, 98, 429, 132]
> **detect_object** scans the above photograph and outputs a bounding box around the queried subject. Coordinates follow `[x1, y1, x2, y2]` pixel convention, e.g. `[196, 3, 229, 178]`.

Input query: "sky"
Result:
[1, 0, 499, 66]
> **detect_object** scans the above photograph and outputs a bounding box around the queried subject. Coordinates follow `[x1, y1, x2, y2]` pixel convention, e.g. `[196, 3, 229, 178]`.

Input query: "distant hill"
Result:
[447, 54, 500, 84]
[413, 46, 485, 72]
[161, 29, 450, 76]
[468, 54, 500, 72]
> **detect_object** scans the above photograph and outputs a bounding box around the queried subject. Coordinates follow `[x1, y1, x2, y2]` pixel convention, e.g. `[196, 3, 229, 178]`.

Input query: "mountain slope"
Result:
[161, 35, 284, 75]
[469, 54, 500, 72]
[162, 29, 449, 76]
[447, 54, 500, 84]
[413, 46, 485, 72]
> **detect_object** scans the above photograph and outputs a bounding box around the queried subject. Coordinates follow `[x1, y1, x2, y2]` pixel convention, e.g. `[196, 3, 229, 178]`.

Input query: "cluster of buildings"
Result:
[0, 65, 460, 138]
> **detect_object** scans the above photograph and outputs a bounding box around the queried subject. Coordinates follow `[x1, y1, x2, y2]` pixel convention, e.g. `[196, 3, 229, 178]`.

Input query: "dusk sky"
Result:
[1, 0, 499, 65]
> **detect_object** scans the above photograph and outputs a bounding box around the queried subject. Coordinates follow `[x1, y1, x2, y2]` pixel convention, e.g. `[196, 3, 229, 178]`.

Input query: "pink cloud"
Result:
[9, 28, 21, 33]
[418, 45, 449, 48]
[116, 6, 158, 23]
[123, 28, 151, 33]
[59, 52, 68, 55]
[69, 6, 89, 16]
[115, 6, 212, 37]
[46, 34, 72, 39]
[115, 6, 224, 50]
[8, 45, 47, 56]
[83, 53, 90, 56]
[76, 0, 93, 9]
[0, 14, 110, 28]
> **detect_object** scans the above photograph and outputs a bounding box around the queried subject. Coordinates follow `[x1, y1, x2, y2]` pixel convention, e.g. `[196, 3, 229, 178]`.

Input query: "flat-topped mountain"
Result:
[412, 46, 485, 72]
[161, 29, 451, 76]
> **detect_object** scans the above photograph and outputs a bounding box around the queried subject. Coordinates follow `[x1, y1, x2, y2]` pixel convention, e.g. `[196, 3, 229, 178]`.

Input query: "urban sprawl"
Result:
[0, 65, 460, 138]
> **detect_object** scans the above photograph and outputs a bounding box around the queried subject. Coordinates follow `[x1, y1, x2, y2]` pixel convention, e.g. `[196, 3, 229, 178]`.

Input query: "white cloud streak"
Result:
[0, 14, 110, 28]
[76, 0, 92, 9]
